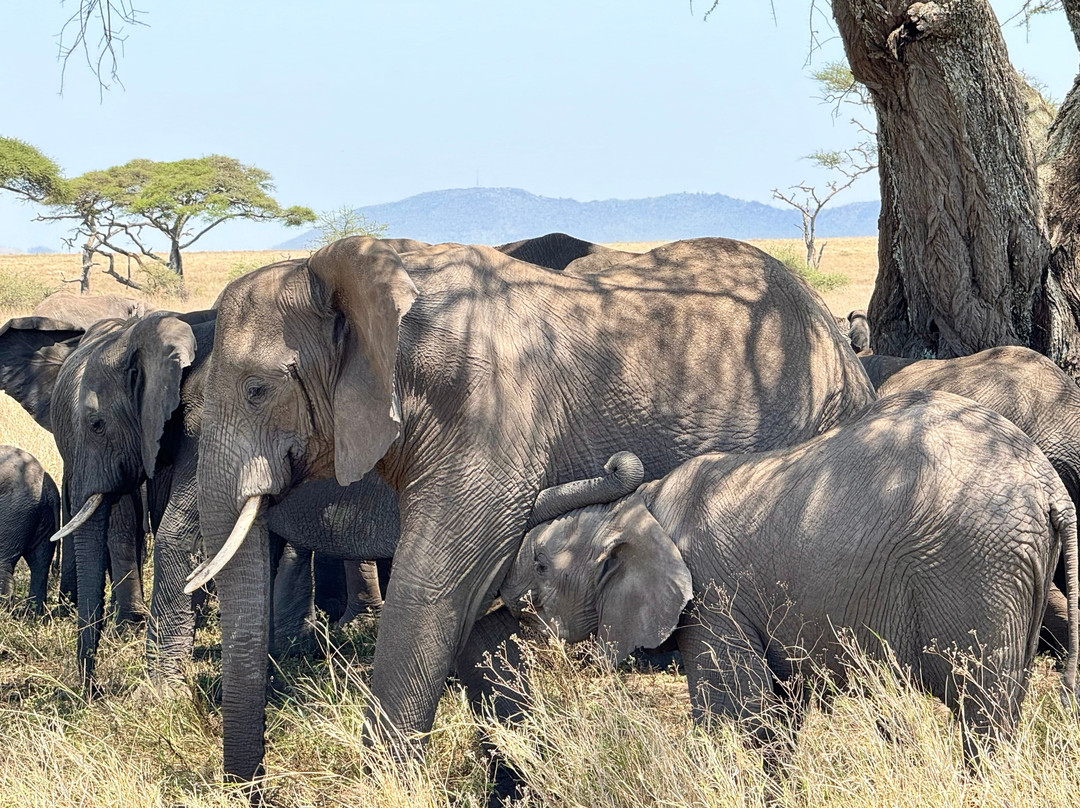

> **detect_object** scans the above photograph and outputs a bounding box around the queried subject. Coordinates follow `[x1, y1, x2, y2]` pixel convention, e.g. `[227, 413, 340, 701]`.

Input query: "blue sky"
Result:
[1, 1, 1075, 251]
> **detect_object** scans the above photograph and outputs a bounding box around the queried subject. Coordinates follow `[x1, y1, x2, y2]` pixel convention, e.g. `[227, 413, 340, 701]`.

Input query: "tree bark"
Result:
[168, 238, 183, 278]
[1037, 0, 1080, 378]
[833, 0, 1051, 358]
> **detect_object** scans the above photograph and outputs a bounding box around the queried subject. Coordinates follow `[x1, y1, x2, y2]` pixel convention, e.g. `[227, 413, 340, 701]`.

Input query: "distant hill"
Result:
[276, 187, 879, 249]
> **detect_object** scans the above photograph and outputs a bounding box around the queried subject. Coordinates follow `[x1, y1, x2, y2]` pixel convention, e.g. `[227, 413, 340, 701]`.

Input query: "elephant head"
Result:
[0, 311, 198, 681]
[503, 452, 693, 662]
[189, 239, 416, 591]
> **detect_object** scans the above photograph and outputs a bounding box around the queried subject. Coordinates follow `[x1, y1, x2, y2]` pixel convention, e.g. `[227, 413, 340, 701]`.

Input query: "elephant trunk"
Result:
[199, 483, 272, 782]
[527, 451, 644, 529]
[74, 503, 110, 688]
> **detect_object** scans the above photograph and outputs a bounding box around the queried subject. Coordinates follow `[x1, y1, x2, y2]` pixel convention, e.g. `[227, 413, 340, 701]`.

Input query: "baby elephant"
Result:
[502, 391, 1079, 759]
[0, 445, 59, 614]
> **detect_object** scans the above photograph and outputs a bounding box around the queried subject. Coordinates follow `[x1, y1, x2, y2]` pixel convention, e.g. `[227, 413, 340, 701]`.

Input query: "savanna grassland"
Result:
[4, 237, 1080, 808]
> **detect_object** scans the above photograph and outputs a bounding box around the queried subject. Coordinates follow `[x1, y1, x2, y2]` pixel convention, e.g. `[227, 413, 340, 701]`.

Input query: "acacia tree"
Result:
[53, 155, 315, 279]
[830, 0, 1080, 371]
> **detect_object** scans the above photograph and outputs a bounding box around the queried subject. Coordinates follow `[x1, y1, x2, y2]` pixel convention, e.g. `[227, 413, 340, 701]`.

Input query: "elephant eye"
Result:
[87, 414, 106, 435]
[534, 553, 548, 575]
[244, 378, 269, 406]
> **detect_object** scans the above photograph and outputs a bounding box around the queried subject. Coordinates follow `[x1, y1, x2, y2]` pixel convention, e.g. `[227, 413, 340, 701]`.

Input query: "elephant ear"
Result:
[0, 316, 85, 430]
[307, 237, 418, 485]
[120, 313, 196, 477]
[596, 495, 693, 664]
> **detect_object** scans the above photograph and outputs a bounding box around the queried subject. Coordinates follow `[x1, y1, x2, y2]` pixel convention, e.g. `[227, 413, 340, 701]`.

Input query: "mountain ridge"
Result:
[275, 186, 879, 249]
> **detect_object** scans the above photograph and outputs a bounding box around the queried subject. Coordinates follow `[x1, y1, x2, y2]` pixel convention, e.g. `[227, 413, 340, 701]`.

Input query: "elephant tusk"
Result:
[50, 493, 105, 542]
[184, 496, 262, 594]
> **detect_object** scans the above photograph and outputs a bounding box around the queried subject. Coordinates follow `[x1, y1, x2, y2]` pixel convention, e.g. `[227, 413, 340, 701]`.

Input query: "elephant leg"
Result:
[677, 599, 778, 747]
[0, 558, 15, 606]
[312, 553, 347, 623]
[271, 540, 315, 658]
[338, 560, 383, 625]
[1040, 584, 1070, 656]
[147, 454, 200, 684]
[452, 605, 528, 806]
[107, 492, 148, 629]
[25, 537, 56, 615]
[58, 494, 77, 617]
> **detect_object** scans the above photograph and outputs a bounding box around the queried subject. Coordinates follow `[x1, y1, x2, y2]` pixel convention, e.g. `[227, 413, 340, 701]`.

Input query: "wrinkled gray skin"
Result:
[32, 293, 156, 327]
[503, 391, 1080, 761]
[18, 298, 153, 620]
[196, 235, 875, 781]
[869, 346, 1080, 652]
[495, 232, 636, 272]
[0, 445, 59, 614]
[0, 316, 150, 643]
[0, 309, 397, 684]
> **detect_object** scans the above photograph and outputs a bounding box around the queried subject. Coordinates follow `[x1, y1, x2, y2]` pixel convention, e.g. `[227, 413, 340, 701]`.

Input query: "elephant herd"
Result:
[0, 233, 1077, 797]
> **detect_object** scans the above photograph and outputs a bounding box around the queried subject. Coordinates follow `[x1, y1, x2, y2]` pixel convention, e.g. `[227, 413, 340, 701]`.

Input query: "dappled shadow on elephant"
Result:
[500, 390, 1078, 763]
[192, 234, 876, 785]
[869, 345, 1080, 657]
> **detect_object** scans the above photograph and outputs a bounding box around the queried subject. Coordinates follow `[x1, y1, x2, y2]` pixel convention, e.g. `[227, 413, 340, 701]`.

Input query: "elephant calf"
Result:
[502, 391, 1079, 760]
[0, 445, 59, 614]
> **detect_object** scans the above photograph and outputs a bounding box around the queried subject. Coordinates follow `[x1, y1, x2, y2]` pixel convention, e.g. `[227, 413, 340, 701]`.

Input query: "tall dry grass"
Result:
[1, 608, 1078, 807]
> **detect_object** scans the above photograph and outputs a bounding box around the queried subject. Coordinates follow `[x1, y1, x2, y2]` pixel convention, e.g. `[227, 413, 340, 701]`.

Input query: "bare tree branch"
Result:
[57, 0, 146, 96]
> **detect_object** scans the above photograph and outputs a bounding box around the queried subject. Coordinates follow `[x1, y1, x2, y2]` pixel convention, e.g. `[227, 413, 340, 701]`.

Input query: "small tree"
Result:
[772, 140, 876, 270]
[309, 205, 388, 248]
[35, 155, 315, 283]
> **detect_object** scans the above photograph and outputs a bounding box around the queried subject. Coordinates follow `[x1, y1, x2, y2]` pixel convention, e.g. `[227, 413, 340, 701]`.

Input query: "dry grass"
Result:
[1, 606, 1078, 808]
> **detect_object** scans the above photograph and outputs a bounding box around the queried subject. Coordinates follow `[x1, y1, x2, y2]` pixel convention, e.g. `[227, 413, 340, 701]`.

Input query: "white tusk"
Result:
[184, 496, 262, 594]
[50, 493, 105, 542]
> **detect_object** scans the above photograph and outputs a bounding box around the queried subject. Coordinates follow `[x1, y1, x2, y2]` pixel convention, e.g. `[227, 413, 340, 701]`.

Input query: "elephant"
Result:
[0, 308, 397, 684]
[832, 310, 871, 354]
[191, 235, 876, 782]
[866, 345, 1080, 652]
[27, 292, 154, 619]
[501, 390, 1080, 761]
[32, 292, 155, 327]
[495, 232, 637, 272]
[0, 445, 59, 614]
[0, 316, 151, 635]
[846, 309, 870, 353]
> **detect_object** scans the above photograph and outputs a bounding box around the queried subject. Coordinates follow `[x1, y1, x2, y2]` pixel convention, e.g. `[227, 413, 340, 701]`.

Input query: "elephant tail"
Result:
[1051, 498, 1079, 705]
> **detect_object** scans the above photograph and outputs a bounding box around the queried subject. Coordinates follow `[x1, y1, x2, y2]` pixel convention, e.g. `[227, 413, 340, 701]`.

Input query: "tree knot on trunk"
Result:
[887, 2, 952, 62]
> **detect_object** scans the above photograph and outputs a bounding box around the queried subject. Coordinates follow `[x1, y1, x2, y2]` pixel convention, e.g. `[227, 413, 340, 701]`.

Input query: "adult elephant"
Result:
[28, 293, 154, 619]
[0, 316, 149, 631]
[495, 232, 636, 271]
[32, 292, 155, 326]
[0, 309, 397, 683]
[190, 235, 876, 781]
[0, 445, 59, 614]
[869, 346, 1080, 651]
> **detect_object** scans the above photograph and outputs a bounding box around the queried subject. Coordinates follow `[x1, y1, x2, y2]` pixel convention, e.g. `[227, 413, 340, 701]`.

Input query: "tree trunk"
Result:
[168, 238, 183, 278]
[1037, 0, 1080, 378]
[833, 0, 1052, 358]
[78, 246, 92, 294]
